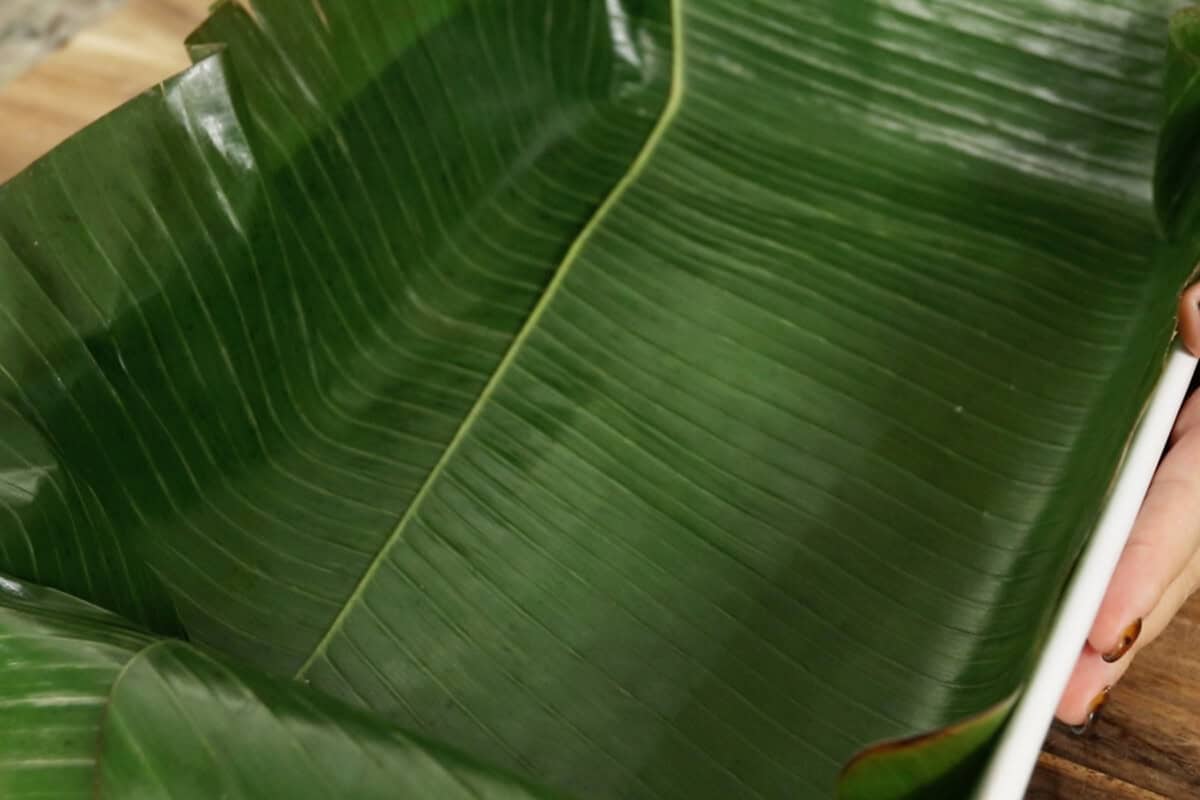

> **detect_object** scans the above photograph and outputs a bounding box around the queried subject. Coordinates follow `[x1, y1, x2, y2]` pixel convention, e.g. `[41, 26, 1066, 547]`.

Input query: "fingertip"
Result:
[1178, 283, 1200, 357]
[1087, 603, 1132, 658]
[1101, 618, 1143, 663]
[1055, 648, 1107, 726]
[1087, 562, 1155, 658]
[1089, 610, 1148, 663]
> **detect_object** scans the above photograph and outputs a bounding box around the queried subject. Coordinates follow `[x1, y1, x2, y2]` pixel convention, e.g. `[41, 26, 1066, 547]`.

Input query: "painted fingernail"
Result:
[1102, 618, 1142, 663]
[1069, 686, 1112, 736]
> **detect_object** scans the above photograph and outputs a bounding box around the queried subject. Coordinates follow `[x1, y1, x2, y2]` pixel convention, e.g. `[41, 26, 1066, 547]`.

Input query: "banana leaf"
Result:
[1, 0, 1198, 797]
[0, 575, 554, 798]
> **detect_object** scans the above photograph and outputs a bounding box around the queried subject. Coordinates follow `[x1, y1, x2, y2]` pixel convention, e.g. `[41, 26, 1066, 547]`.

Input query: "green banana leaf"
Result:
[0, 575, 552, 799]
[1, 0, 1198, 797]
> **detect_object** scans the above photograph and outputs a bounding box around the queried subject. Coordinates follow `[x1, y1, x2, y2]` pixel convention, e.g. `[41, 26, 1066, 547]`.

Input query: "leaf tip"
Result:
[836, 694, 1017, 800]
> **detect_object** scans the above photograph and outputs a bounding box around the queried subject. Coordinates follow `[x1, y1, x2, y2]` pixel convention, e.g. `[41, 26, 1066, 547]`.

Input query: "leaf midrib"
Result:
[293, 0, 688, 679]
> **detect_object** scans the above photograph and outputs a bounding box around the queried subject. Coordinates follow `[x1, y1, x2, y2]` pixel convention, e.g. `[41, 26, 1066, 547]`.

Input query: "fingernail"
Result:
[1102, 618, 1142, 663]
[1069, 686, 1112, 736]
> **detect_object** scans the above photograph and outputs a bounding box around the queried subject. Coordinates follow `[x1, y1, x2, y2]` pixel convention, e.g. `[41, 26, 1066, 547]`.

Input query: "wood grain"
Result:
[0, 0, 209, 182]
[1029, 752, 1168, 799]
[2, 2, 1199, 798]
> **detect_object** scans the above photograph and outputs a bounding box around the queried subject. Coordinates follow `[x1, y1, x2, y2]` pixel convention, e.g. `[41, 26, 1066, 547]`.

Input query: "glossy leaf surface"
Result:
[98, 643, 553, 799]
[0, 0, 1197, 797]
[0, 575, 548, 800]
[0, 576, 151, 799]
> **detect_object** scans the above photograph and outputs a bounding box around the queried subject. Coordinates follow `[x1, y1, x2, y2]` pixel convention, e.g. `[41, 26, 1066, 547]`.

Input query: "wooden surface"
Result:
[0, 0, 208, 182]
[2, 2, 1200, 798]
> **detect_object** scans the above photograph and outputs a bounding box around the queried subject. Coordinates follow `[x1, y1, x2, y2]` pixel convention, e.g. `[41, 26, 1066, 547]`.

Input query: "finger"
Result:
[1057, 545, 1200, 727]
[1169, 376, 1200, 447]
[1054, 644, 1110, 730]
[1087, 393, 1200, 660]
[1178, 282, 1200, 358]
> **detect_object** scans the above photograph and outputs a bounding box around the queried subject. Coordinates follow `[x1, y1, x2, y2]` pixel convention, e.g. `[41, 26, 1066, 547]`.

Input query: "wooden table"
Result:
[1, 2, 1198, 797]
[0, 0, 205, 182]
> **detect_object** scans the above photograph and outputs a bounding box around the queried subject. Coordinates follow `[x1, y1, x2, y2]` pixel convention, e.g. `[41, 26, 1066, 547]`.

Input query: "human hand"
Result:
[1054, 284, 1200, 733]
